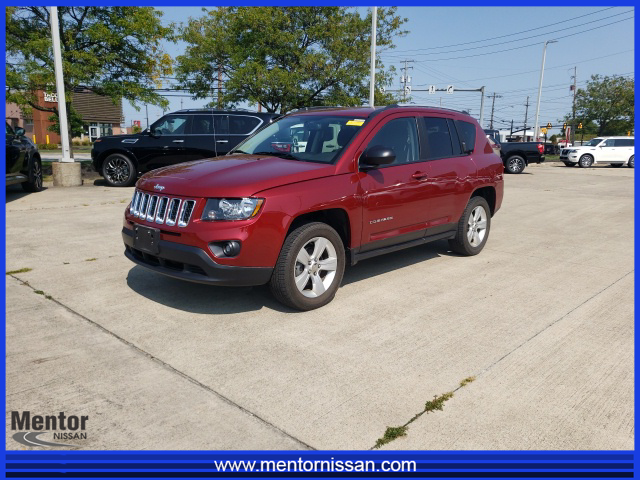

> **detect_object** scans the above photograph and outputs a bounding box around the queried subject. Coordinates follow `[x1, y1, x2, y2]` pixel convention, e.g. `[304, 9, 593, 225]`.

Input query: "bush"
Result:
[81, 139, 91, 146]
[37, 143, 59, 150]
[72, 139, 82, 146]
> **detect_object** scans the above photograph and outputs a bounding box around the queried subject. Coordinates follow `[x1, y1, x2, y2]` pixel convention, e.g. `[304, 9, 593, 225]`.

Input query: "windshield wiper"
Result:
[253, 151, 299, 160]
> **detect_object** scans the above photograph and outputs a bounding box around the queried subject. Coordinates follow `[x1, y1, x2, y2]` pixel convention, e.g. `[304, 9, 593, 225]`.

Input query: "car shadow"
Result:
[6, 184, 47, 202]
[125, 240, 453, 314]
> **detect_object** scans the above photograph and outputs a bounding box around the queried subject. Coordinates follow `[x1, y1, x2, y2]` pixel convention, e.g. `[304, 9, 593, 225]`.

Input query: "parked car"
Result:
[487, 136, 501, 156]
[559, 137, 634, 168]
[493, 138, 545, 174]
[543, 143, 559, 155]
[92, 109, 280, 187]
[5, 123, 43, 192]
[121, 106, 504, 310]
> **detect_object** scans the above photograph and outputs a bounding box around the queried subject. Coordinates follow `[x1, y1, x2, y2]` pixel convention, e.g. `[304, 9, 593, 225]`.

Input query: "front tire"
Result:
[448, 196, 491, 256]
[629, 155, 634, 168]
[22, 157, 43, 192]
[270, 222, 345, 311]
[505, 155, 526, 174]
[102, 153, 136, 187]
[578, 154, 594, 168]
[563, 161, 576, 167]
[611, 163, 623, 168]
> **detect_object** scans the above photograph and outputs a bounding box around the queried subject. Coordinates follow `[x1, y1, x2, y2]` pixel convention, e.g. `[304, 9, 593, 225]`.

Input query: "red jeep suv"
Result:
[123, 106, 504, 310]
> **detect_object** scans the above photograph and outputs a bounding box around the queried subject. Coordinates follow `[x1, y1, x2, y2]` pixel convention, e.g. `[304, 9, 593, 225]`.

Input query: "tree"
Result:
[175, 7, 407, 113]
[47, 105, 84, 138]
[572, 75, 634, 136]
[6, 7, 174, 151]
[549, 134, 557, 145]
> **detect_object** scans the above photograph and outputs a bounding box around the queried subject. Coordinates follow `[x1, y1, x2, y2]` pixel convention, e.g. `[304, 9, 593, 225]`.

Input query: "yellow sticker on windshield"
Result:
[346, 119, 365, 126]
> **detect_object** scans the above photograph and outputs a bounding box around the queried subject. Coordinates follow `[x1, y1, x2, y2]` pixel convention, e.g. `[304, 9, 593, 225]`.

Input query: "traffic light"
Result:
[628, 131, 631, 136]
[546, 122, 552, 129]
[563, 122, 567, 130]
[578, 122, 583, 129]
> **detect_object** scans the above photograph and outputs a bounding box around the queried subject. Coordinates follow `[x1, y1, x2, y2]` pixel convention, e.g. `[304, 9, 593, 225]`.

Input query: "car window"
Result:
[229, 115, 261, 135]
[6, 123, 14, 135]
[190, 115, 228, 135]
[151, 115, 189, 135]
[366, 117, 419, 166]
[422, 117, 454, 159]
[603, 139, 616, 147]
[615, 138, 634, 147]
[455, 120, 476, 154]
[231, 114, 365, 164]
[448, 119, 462, 155]
[585, 138, 603, 146]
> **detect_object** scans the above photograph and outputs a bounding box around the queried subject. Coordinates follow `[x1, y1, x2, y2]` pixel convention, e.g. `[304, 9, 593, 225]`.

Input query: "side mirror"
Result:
[151, 128, 162, 138]
[15, 127, 25, 137]
[360, 145, 396, 168]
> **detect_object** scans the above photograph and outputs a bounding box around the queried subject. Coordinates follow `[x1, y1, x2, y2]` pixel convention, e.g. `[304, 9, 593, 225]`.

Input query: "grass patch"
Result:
[424, 391, 454, 412]
[460, 376, 476, 387]
[85, 258, 97, 262]
[374, 426, 408, 449]
[34, 290, 44, 295]
[7, 268, 32, 275]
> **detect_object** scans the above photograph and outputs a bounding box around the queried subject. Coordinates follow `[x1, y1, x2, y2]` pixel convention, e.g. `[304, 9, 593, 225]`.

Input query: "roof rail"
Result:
[382, 103, 467, 115]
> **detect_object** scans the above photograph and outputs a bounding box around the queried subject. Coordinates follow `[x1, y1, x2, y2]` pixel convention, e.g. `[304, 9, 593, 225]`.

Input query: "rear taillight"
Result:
[537, 144, 544, 154]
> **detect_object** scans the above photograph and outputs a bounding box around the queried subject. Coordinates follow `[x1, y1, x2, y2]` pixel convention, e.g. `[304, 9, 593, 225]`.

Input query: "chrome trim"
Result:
[122, 138, 139, 144]
[165, 198, 182, 226]
[178, 200, 196, 227]
[155, 197, 169, 224]
[138, 193, 150, 219]
[129, 191, 139, 214]
[146, 195, 158, 222]
[133, 191, 142, 216]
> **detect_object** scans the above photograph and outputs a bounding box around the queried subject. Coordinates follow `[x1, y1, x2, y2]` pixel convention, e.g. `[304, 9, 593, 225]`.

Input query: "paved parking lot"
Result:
[5, 162, 634, 450]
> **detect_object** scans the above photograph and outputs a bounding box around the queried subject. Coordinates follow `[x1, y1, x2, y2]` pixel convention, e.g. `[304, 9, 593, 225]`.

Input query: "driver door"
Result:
[136, 114, 191, 171]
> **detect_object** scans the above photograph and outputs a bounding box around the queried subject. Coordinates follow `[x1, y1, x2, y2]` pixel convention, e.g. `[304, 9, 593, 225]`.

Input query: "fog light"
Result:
[222, 241, 241, 257]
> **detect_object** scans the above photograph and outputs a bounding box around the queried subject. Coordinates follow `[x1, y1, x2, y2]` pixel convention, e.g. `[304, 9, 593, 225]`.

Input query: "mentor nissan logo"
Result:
[10, 411, 88, 447]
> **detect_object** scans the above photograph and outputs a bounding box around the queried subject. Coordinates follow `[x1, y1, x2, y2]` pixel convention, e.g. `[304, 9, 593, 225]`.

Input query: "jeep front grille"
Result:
[130, 190, 196, 227]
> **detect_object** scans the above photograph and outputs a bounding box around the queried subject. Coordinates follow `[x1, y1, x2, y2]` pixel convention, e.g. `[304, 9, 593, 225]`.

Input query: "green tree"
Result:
[47, 105, 84, 138]
[6, 7, 174, 151]
[176, 7, 407, 113]
[572, 74, 634, 136]
[549, 134, 557, 145]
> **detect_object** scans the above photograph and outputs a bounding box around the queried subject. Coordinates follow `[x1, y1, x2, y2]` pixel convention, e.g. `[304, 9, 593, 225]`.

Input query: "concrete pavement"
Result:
[5, 162, 634, 450]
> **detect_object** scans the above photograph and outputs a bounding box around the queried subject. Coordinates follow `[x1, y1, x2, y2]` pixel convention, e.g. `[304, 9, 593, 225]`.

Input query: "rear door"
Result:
[186, 113, 227, 159]
[227, 114, 263, 152]
[358, 116, 431, 252]
[615, 138, 634, 162]
[418, 117, 477, 231]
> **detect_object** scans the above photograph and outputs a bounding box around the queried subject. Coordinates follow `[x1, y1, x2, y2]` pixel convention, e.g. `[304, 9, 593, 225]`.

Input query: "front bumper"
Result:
[122, 227, 273, 287]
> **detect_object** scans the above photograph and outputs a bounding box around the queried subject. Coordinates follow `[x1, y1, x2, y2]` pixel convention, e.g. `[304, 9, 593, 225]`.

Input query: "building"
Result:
[6, 87, 125, 144]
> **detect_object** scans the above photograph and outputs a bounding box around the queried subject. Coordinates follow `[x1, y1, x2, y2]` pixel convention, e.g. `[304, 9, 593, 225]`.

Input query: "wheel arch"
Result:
[470, 186, 496, 216]
[96, 149, 138, 173]
[285, 208, 351, 253]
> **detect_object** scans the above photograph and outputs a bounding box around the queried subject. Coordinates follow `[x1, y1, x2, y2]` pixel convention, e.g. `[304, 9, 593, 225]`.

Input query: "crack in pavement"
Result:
[7, 274, 314, 451]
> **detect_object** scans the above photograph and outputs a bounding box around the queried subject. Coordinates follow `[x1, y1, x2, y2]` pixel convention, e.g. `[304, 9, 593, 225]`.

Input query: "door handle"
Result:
[411, 171, 428, 180]
[216, 140, 229, 143]
[172, 139, 184, 143]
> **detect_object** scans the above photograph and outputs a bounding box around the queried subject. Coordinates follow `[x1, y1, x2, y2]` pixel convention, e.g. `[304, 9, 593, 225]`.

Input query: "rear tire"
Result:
[578, 154, 594, 168]
[102, 153, 136, 187]
[505, 155, 525, 174]
[22, 157, 43, 192]
[448, 196, 491, 256]
[270, 222, 345, 311]
[629, 155, 634, 168]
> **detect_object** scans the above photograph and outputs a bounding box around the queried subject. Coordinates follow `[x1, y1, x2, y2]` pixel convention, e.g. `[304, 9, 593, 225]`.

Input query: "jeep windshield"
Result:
[229, 114, 365, 164]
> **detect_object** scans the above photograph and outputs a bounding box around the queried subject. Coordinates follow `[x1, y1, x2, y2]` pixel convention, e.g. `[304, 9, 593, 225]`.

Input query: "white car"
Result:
[560, 136, 634, 168]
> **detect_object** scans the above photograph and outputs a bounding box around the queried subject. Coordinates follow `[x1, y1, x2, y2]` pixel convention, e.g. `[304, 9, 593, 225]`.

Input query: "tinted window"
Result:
[603, 138, 616, 147]
[367, 117, 419, 166]
[229, 115, 261, 135]
[151, 115, 189, 135]
[615, 138, 634, 147]
[6, 123, 14, 135]
[448, 119, 462, 155]
[455, 120, 476, 154]
[191, 115, 228, 135]
[422, 117, 454, 159]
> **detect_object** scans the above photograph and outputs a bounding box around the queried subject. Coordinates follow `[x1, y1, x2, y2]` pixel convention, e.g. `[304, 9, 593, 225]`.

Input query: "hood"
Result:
[136, 154, 336, 197]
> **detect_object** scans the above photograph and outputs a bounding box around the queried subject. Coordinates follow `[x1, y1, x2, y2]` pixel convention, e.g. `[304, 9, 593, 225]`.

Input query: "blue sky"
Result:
[124, 6, 634, 136]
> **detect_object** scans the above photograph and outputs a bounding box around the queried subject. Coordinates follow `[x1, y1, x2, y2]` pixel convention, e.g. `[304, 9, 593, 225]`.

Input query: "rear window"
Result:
[615, 138, 634, 147]
[455, 120, 476, 154]
[229, 115, 261, 135]
[421, 117, 454, 159]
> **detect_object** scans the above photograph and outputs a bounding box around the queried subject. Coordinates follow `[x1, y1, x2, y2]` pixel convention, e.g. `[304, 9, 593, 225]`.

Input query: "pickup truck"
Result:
[496, 140, 545, 174]
[123, 106, 504, 310]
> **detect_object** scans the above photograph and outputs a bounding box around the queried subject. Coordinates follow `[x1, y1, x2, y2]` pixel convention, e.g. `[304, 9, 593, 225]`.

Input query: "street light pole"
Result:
[369, 7, 377, 108]
[50, 7, 72, 163]
[533, 40, 557, 141]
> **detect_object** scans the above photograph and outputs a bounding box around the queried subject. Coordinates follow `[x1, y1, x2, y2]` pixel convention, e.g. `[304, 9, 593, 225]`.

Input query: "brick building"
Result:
[6, 87, 125, 144]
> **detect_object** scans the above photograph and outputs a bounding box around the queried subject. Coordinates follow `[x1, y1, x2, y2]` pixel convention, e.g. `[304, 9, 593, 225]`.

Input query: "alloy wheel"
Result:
[467, 205, 488, 247]
[508, 157, 523, 173]
[104, 157, 131, 185]
[33, 161, 42, 190]
[293, 236, 338, 298]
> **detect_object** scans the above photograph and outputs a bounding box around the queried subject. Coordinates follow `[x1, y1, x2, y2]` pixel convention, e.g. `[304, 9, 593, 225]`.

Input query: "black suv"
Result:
[92, 109, 280, 187]
[6, 123, 43, 192]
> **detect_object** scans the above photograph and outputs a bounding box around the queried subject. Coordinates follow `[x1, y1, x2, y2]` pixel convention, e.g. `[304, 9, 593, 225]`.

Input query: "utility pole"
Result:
[369, 7, 377, 107]
[180, 98, 183, 110]
[533, 40, 557, 141]
[523, 96, 530, 142]
[50, 7, 71, 163]
[489, 93, 502, 130]
[145, 104, 149, 129]
[571, 66, 577, 145]
[217, 66, 222, 108]
[510, 119, 514, 139]
[479, 86, 485, 128]
[400, 59, 414, 102]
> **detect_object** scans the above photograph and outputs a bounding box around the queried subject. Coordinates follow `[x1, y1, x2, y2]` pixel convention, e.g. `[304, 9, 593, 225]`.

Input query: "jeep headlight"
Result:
[201, 198, 264, 221]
